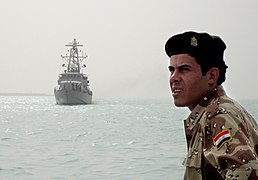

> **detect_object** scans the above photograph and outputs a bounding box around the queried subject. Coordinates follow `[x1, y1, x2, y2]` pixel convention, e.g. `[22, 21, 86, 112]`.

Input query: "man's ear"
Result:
[207, 67, 219, 85]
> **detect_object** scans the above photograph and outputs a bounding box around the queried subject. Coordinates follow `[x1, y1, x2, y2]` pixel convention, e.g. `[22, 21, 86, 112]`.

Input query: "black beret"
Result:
[165, 31, 226, 63]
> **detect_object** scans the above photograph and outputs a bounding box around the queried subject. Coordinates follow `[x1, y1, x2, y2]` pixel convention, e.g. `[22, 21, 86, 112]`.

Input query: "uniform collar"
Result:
[184, 86, 226, 130]
[199, 85, 226, 107]
[185, 104, 206, 130]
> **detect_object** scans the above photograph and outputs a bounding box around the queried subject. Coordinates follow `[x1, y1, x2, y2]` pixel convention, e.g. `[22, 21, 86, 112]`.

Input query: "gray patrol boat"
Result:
[54, 39, 93, 105]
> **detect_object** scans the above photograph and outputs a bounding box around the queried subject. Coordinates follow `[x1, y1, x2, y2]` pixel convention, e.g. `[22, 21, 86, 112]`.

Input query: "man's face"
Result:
[169, 54, 210, 110]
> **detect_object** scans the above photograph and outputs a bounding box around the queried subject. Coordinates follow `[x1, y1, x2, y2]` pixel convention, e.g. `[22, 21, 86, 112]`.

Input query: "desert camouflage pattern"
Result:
[183, 86, 258, 180]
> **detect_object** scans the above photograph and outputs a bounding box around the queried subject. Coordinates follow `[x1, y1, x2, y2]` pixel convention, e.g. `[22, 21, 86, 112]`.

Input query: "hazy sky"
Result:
[1, 0, 258, 100]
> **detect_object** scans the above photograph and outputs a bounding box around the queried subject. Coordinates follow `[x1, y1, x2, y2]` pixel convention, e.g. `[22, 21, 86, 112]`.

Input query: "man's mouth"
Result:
[172, 87, 183, 96]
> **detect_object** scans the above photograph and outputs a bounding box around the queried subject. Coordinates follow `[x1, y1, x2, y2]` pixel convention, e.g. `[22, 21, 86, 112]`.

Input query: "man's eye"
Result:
[182, 68, 189, 72]
[180, 67, 190, 72]
[168, 67, 174, 73]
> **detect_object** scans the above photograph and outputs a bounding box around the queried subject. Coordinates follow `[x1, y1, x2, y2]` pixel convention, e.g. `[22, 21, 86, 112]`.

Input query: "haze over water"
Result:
[1, 0, 258, 100]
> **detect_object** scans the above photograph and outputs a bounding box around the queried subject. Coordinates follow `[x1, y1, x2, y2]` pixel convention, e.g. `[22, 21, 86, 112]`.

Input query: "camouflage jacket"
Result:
[183, 86, 258, 180]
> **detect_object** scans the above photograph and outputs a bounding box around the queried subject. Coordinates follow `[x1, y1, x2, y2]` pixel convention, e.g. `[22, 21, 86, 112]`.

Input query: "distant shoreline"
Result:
[0, 93, 53, 96]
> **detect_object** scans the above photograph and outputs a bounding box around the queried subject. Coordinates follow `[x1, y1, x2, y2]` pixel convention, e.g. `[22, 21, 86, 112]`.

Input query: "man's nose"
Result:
[170, 70, 180, 83]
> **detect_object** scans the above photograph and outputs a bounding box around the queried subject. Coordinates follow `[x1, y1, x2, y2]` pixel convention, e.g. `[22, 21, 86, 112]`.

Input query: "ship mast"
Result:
[61, 39, 88, 73]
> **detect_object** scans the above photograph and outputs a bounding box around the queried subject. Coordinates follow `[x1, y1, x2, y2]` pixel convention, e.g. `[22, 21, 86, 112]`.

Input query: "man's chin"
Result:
[173, 101, 186, 107]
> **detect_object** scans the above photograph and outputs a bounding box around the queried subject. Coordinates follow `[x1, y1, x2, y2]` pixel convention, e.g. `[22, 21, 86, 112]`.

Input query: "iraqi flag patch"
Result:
[213, 129, 232, 149]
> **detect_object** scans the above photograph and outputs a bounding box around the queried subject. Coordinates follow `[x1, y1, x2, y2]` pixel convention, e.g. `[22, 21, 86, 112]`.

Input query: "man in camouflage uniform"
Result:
[164, 31, 258, 179]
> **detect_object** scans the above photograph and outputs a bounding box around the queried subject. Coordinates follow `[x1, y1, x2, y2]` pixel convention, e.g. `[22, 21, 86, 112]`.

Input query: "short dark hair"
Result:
[196, 55, 228, 85]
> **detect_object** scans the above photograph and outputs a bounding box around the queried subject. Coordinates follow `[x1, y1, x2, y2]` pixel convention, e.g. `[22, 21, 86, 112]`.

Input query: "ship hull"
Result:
[54, 89, 92, 105]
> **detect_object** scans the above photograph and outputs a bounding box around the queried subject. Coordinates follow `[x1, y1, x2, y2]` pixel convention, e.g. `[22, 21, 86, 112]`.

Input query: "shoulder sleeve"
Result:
[203, 105, 258, 179]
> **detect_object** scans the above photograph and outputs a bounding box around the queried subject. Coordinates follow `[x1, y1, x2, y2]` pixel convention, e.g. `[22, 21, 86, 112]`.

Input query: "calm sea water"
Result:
[0, 96, 257, 180]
